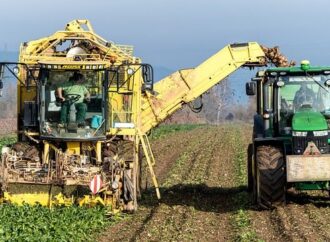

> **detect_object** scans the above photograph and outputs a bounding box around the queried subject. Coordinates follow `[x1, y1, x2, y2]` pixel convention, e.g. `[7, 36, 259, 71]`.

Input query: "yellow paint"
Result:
[137, 129, 160, 199]
[96, 141, 102, 163]
[43, 142, 49, 164]
[67, 142, 80, 155]
[3, 192, 112, 207]
[3, 192, 74, 207]
[139, 42, 266, 133]
[78, 195, 105, 207]
[19, 19, 138, 66]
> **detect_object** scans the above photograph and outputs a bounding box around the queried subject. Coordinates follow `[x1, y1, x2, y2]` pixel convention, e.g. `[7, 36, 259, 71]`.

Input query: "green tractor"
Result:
[246, 60, 330, 209]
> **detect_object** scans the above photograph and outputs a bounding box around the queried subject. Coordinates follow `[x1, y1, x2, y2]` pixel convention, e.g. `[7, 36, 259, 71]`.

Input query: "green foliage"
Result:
[0, 137, 123, 241]
[0, 135, 17, 151]
[150, 124, 203, 140]
[0, 204, 117, 242]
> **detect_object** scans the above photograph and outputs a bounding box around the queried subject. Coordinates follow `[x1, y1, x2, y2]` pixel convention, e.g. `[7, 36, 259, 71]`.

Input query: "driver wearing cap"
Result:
[57, 73, 90, 127]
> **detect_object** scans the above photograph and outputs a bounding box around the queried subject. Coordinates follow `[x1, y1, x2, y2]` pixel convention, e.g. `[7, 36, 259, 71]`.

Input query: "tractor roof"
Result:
[267, 66, 330, 72]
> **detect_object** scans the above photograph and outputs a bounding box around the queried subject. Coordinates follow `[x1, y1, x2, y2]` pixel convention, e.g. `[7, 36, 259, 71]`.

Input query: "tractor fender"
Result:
[253, 137, 286, 156]
[252, 138, 287, 172]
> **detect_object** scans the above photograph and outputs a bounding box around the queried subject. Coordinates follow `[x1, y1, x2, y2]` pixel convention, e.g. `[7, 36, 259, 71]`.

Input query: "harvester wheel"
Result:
[247, 143, 254, 192]
[103, 139, 140, 212]
[255, 145, 286, 209]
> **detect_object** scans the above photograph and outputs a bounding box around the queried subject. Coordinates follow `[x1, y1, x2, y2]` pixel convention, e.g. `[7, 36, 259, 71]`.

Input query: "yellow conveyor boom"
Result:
[140, 42, 266, 133]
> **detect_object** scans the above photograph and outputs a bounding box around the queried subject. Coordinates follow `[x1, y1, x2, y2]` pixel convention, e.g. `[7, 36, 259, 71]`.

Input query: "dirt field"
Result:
[0, 118, 16, 135]
[97, 124, 330, 242]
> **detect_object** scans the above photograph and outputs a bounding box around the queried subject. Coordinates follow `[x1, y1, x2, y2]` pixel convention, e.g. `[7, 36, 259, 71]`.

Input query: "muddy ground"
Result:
[98, 124, 330, 242]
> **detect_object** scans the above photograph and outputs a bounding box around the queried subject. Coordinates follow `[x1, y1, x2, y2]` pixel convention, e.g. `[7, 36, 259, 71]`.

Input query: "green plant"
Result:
[0, 135, 17, 151]
[150, 124, 204, 140]
[0, 137, 126, 241]
[0, 204, 121, 242]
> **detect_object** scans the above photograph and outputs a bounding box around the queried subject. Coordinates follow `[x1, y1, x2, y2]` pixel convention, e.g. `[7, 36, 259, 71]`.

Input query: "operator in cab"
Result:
[293, 83, 315, 110]
[56, 73, 90, 127]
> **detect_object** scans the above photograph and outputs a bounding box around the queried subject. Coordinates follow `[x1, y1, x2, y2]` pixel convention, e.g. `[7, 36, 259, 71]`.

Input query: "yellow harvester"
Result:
[0, 20, 289, 211]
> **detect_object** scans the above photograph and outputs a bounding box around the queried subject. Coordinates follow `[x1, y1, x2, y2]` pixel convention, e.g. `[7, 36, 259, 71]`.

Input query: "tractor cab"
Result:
[247, 60, 330, 140]
[38, 61, 108, 141]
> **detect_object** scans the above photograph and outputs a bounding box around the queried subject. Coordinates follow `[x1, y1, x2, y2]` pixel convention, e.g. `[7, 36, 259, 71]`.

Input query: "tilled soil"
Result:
[98, 124, 330, 242]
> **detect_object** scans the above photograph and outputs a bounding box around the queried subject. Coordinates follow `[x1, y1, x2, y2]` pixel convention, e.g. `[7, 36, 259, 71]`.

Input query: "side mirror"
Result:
[142, 64, 154, 93]
[246, 82, 256, 96]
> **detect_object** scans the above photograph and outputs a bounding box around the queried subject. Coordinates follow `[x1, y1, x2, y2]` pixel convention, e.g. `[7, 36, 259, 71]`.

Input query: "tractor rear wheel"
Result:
[255, 145, 286, 209]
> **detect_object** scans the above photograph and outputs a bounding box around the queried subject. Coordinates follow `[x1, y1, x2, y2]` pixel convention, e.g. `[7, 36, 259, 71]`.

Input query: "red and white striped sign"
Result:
[89, 175, 103, 194]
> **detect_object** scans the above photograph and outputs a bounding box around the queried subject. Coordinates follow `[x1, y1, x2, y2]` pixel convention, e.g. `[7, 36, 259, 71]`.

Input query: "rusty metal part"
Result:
[2, 147, 102, 185]
[261, 45, 295, 67]
[1, 141, 129, 195]
[12, 142, 40, 161]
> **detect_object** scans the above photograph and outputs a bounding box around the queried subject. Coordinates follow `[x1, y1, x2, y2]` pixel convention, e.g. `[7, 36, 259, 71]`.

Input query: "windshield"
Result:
[41, 69, 106, 140]
[279, 75, 330, 113]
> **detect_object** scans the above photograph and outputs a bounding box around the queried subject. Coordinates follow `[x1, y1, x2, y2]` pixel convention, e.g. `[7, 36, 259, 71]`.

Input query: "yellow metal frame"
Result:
[140, 43, 266, 133]
[137, 129, 160, 199]
[3, 192, 115, 208]
[17, 19, 141, 130]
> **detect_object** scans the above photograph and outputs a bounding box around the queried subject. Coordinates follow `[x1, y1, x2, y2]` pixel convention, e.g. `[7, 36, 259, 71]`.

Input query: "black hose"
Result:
[187, 96, 203, 113]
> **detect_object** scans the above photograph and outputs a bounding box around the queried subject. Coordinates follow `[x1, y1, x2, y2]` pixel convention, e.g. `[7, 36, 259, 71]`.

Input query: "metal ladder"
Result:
[137, 129, 161, 199]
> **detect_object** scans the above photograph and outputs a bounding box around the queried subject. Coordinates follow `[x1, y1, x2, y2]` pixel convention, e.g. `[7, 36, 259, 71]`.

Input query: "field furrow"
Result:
[97, 124, 330, 242]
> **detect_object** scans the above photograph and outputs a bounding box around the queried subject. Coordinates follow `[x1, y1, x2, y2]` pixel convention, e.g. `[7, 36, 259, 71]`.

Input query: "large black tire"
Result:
[247, 143, 254, 192]
[255, 145, 286, 209]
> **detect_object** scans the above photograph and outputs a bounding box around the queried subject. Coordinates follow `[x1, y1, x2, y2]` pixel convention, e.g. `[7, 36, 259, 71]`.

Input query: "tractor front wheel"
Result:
[255, 145, 286, 209]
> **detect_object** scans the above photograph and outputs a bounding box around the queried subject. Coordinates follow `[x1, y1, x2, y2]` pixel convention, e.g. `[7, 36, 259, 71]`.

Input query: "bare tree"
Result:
[200, 78, 234, 123]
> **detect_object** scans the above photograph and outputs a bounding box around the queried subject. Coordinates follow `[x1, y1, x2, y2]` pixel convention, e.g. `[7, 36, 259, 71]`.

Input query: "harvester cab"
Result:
[37, 61, 108, 141]
[247, 60, 330, 209]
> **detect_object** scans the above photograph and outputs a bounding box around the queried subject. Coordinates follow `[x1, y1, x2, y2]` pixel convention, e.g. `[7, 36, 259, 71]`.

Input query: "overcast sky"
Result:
[1, 0, 330, 71]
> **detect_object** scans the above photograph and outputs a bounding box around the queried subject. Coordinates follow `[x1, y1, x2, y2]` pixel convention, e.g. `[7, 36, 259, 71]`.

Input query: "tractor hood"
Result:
[292, 108, 328, 131]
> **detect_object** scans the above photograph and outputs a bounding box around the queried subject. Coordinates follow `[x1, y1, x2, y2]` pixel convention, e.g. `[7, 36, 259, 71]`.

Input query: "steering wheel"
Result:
[281, 98, 289, 110]
[280, 98, 292, 118]
[66, 94, 81, 104]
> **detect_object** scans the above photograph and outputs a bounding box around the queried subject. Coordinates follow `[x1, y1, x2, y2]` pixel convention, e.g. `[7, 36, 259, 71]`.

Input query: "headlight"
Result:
[263, 113, 270, 119]
[313, 130, 328, 136]
[292, 131, 308, 137]
[13, 66, 20, 74]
